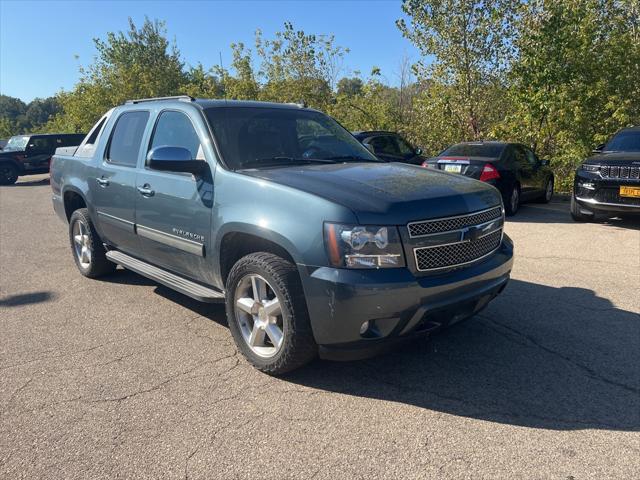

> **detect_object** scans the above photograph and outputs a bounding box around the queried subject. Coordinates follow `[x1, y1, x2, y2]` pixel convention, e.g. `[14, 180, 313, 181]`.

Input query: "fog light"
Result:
[578, 182, 596, 190]
[359, 321, 370, 335]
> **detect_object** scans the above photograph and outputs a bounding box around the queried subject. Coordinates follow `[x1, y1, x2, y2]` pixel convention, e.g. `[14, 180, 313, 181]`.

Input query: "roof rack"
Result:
[125, 95, 195, 105]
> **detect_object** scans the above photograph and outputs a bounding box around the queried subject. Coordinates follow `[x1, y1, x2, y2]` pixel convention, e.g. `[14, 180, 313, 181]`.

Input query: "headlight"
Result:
[324, 223, 405, 269]
[581, 164, 600, 172]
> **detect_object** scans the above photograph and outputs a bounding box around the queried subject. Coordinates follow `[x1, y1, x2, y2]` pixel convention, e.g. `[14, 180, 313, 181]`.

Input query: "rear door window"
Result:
[106, 111, 150, 167]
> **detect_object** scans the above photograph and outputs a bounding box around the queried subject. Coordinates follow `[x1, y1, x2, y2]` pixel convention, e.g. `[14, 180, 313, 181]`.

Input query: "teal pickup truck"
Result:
[51, 96, 513, 374]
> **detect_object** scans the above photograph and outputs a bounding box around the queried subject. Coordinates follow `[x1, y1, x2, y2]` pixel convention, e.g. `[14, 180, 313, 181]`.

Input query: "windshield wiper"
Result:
[239, 157, 337, 169]
[325, 155, 383, 163]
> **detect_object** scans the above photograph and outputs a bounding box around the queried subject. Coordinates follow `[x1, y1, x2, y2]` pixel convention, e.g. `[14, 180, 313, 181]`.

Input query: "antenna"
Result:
[219, 51, 226, 99]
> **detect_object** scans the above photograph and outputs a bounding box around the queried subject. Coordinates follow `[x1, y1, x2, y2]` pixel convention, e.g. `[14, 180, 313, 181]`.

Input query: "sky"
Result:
[0, 0, 421, 102]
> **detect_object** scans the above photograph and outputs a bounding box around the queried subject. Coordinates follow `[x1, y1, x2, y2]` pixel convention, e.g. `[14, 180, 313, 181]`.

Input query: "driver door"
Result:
[135, 109, 214, 284]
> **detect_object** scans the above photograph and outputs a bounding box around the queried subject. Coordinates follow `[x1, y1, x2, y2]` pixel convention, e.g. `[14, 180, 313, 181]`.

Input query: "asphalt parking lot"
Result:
[1, 174, 639, 479]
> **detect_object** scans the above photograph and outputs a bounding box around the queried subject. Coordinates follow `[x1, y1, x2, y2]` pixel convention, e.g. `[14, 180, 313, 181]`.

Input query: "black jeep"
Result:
[0, 133, 85, 185]
[572, 127, 640, 220]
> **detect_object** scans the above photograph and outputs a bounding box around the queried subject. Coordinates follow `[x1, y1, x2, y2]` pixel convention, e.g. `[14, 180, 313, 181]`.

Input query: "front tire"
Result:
[0, 163, 19, 185]
[504, 184, 520, 216]
[69, 208, 116, 278]
[570, 194, 595, 222]
[225, 252, 317, 375]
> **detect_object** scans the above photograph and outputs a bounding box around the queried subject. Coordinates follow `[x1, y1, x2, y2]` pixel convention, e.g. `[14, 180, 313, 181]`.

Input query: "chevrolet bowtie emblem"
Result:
[461, 221, 495, 242]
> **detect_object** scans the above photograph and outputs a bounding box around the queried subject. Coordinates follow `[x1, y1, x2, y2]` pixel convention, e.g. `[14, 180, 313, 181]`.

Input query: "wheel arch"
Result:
[62, 187, 88, 221]
[217, 227, 300, 287]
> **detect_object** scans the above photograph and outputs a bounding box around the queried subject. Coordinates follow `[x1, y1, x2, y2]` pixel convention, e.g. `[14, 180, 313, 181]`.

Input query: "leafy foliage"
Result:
[3, 8, 636, 189]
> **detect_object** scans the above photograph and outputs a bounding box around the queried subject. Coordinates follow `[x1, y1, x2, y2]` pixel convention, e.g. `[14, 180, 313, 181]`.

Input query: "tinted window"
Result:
[204, 107, 378, 169]
[107, 111, 149, 166]
[29, 137, 55, 153]
[513, 146, 528, 167]
[441, 143, 505, 158]
[605, 130, 640, 152]
[394, 136, 415, 156]
[524, 148, 537, 166]
[369, 136, 401, 156]
[150, 111, 203, 160]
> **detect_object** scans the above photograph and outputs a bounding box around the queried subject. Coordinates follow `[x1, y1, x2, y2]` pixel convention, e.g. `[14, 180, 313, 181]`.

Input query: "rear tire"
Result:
[570, 194, 595, 222]
[225, 252, 317, 375]
[69, 208, 116, 278]
[0, 163, 19, 185]
[504, 184, 520, 216]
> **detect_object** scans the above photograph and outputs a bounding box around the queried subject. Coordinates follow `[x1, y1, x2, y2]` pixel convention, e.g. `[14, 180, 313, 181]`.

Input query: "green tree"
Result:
[397, 0, 518, 140]
[496, 0, 640, 189]
[50, 17, 187, 132]
[255, 22, 347, 108]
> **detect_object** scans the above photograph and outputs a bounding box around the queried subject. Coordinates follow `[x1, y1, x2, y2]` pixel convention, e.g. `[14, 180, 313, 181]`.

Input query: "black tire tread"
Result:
[69, 208, 116, 278]
[0, 163, 19, 185]
[570, 194, 594, 222]
[225, 252, 317, 375]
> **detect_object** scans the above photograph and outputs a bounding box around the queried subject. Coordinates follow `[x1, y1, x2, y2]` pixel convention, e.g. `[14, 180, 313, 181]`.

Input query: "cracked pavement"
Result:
[1, 175, 639, 479]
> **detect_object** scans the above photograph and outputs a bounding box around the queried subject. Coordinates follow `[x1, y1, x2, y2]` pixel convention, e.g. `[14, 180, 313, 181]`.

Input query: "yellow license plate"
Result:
[620, 186, 640, 198]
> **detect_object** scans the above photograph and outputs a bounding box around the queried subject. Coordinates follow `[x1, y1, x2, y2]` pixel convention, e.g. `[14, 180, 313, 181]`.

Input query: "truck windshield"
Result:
[605, 131, 640, 152]
[4, 135, 30, 151]
[204, 106, 380, 170]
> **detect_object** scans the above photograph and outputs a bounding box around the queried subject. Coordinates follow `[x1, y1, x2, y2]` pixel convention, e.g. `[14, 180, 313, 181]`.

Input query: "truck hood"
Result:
[242, 162, 502, 224]
[584, 152, 640, 164]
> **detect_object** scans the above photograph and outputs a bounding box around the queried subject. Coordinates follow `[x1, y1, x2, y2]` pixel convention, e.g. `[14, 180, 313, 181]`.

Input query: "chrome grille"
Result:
[408, 206, 502, 237]
[600, 165, 640, 179]
[414, 230, 502, 271]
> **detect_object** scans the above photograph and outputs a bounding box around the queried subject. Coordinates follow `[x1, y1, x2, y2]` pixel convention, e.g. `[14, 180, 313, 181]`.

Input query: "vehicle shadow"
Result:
[99, 269, 640, 431]
[102, 267, 226, 325]
[512, 200, 640, 229]
[284, 279, 640, 431]
[0, 291, 55, 307]
[11, 177, 50, 187]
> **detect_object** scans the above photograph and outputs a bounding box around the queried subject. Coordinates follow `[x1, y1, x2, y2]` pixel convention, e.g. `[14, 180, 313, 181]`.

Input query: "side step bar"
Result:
[106, 250, 225, 303]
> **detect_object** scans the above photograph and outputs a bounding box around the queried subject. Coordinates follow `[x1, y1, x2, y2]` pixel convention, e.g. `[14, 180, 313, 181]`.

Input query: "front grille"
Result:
[594, 188, 640, 206]
[600, 165, 640, 180]
[408, 206, 502, 237]
[414, 230, 502, 271]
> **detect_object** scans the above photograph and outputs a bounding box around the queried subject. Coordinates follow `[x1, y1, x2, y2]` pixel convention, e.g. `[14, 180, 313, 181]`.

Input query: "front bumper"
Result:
[574, 173, 640, 214]
[299, 235, 514, 357]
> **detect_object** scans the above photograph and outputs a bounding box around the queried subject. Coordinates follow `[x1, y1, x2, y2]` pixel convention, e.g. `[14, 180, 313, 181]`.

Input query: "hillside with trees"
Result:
[1, 0, 638, 190]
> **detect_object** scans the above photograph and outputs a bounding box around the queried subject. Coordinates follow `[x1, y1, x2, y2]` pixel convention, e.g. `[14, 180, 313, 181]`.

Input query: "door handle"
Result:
[137, 185, 155, 197]
[96, 177, 110, 187]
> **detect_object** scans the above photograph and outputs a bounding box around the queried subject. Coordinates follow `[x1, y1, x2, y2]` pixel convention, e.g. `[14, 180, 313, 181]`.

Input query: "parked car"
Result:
[352, 131, 426, 165]
[571, 126, 640, 221]
[0, 133, 85, 185]
[51, 96, 513, 374]
[422, 141, 554, 216]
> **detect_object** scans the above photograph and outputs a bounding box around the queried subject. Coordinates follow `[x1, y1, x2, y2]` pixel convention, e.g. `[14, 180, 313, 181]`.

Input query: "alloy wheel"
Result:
[234, 274, 285, 358]
[545, 180, 553, 201]
[511, 187, 519, 213]
[72, 219, 92, 268]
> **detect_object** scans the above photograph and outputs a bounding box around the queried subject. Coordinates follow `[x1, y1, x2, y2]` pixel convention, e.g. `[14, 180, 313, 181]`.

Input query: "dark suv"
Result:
[0, 133, 85, 184]
[352, 131, 426, 165]
[572, 127, 640, 220]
